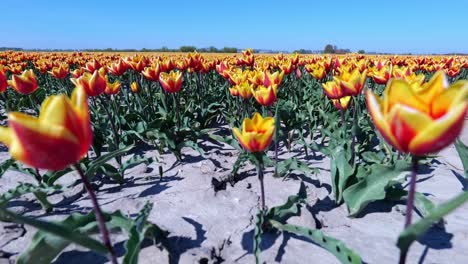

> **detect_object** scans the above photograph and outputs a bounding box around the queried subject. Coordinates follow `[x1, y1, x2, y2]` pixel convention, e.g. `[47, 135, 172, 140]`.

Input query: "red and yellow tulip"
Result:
[7, 69, 38, 95]
[333, 68, 367, 96]
[159, 71, 183, 93]
[366, 71, 468, 155]
[71, 68, 107, 97]
[233, 112, 275, 153]
[0, 86, 92, 170]
[49, 63, 69, 79]
[253, 85, 277, 106]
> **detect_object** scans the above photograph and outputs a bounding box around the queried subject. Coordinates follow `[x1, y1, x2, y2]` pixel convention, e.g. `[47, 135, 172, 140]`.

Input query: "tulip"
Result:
[49, 64, 69, 79]
[83, 59, 102, 73]
[142, 64, 161, 82]
[159, 71, 183, 93]
[333, 68, 367, 96]
[228, 86, 239, 97]
[233, 112, 275, 153]
[252, 85, 277, 106]
[369, 65, 392, 85]
[0, 70, 6, 92]
[71, 68, 107, 96]
[233, 112, 275, 210]
[263, 70, 284, 87]
[107, 59, 128, 76]
[237, 81, 253, 99]
[71, 68, 85, 78]
[104, 79, 121, 95]
[7, 69, 38, 94]
[367, 71, 468, 264]
[0, 85, 92, 170]
[322, 80, 345, 99]
[308, 64, 327, 80]
[331, 96, 352, 111]
[130, 81, 140, 93]
[366, 71, 467, 156]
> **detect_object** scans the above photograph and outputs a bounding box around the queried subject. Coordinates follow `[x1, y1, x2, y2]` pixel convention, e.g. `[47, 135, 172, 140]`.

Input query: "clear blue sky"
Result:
[2, 0, 467, 54]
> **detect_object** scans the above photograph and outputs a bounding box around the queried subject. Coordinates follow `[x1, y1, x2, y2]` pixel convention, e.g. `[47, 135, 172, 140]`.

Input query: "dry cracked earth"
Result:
[0, 126, 467, 264]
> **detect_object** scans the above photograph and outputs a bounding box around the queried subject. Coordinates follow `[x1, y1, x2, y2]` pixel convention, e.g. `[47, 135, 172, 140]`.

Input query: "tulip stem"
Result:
[174, 93, 181, 131]
[257, 157, 266, 211]
[73, 164, 118, 264]
[399, 156, 419, 264]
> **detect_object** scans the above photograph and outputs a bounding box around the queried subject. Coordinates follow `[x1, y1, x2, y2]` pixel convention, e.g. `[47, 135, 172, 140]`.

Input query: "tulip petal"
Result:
[386, 104, 432, 152]
[384, 79, 429, 114]
[366, 90, 402, 151]
[409, 102, 468, 155]
[431, 80, 468, 118]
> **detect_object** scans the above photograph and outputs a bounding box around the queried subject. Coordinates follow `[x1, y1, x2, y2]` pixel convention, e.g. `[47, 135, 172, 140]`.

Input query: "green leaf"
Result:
[253, 210, 264, 264]
[343, 162, 409, 217]
[330, 150, 355, 203]
[209, 134, 242, 151]
[120, 154, 154, 174]
[85, 145, 134, 180]
[0, 183, 64, 209]
[177, 140, 205, 157]
[269, 220, 362, 264]
[43, 168, 73, 186]
[454, 139, 468, 178]
[267, 182, 307, 222]
[397, 190, 468, 255]
[123, 202, 153, 264]
[1, 209, 108, 264]
[275, 158, 317, 178]
[0, 158, 15, 178]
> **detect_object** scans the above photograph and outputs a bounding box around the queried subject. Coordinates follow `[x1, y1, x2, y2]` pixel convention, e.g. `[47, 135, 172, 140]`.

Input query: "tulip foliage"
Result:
[0, 50, 467, 264]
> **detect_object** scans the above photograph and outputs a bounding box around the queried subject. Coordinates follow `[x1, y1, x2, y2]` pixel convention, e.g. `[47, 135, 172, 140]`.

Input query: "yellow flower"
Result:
[366, 71, 468, 155]
[233, 113, 275, 152]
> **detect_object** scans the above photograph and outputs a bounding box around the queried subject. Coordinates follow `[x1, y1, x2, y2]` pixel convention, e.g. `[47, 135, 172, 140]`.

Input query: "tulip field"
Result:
[0, 50, 467, 264]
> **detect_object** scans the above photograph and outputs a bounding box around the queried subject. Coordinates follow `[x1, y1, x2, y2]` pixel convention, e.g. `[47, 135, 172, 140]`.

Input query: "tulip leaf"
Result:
[269, 220, 363, 264]
[343, 162, 409, 217]
[11, 203, 168, 264]
[275, 158, 319, 178]
[253, 209, 264, 264]
[123, 202, 167, 264]
[454, 139, 468, 178]
[266, 181, 307, 222]
[43, 167, 73, 186]
[1, 208, 108, 264]
[84, 144, 134, 180]
[0, 158, 15, 178]
[0, 183, 64, 209]
[397, 190, 468, 256]
[209, 134, 242, 151]
[330, 149, 355, 204]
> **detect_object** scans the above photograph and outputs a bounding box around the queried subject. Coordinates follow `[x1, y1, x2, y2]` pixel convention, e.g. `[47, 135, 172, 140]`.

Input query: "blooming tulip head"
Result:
[0, 70, 7, 92]
[366, 71, 468, 156]
[159, 71, 183, 93]
[322, 80, 345, 99]
[331, 96, 352, 111]
[334, 68, 367, 96]
[142, 64, 161, 82]
[236, 81, 253, 99]
[107, 59, 128, 76]
[253, 85, 278, 106]
[49, 64, 69, 79]
[104, 78, 121, 95]
[233, 112, 275, 153]
[71, 68, 107, 96]
[130, 81, 140, 93]
[8, 69, 38, 95]
[0, 86, 92, 170]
